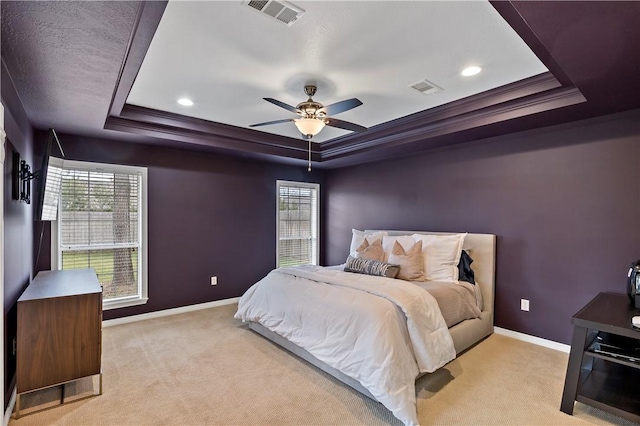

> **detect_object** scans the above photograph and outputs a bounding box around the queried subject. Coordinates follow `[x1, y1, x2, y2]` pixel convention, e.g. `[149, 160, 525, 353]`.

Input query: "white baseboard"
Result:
[494, 327, 571, 353]
[102, 297, 240, 328]
[4, 387, 16, 426]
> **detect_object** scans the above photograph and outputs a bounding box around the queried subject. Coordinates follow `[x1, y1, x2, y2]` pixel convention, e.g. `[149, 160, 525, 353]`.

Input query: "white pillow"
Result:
[349, 229, 386, 257]
[382, 235, 416, 262]
[411, 233, 467, 282]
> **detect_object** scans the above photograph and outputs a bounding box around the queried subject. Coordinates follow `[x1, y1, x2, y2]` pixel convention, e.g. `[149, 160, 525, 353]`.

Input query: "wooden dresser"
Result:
[16, 268, 102, 417]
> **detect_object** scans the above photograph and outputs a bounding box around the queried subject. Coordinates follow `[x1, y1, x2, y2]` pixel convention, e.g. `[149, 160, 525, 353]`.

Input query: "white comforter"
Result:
[234, 265, 456, 425]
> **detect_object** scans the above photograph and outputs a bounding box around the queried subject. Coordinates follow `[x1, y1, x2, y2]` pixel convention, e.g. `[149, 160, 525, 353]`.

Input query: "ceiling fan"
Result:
[249, 85, 367, 139]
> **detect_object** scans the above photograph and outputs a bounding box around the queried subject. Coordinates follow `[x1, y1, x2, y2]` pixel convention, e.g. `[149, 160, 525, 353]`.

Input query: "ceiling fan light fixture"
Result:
[294, 117, 325, 137]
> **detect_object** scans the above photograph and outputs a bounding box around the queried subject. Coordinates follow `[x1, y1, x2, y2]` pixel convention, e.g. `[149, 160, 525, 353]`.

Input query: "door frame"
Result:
[1, 103, 7, 422]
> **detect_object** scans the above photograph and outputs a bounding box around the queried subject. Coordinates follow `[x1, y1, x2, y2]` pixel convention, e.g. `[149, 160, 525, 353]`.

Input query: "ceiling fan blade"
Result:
[325, 118, 367, 133]
[263, 98, 299, 113]
[249, 118, 294, 127]
[321, 98, 363, 116]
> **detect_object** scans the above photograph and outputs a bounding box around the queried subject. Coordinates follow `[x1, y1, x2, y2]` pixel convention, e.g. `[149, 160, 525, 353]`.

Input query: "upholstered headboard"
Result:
[366, 231, 496, 318]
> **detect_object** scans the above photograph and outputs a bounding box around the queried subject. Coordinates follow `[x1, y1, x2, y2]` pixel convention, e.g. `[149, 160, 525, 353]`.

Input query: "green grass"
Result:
[278, 258, 310, 267]
[62, 249, 138, 299]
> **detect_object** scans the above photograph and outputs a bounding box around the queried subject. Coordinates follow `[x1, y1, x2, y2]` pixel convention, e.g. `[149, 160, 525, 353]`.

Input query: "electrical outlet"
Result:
[211, 276, 217, 286]
[521, 299, 530, 312]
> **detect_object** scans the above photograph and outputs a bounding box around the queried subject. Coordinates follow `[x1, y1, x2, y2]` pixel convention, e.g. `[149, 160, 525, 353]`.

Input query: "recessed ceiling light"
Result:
[177, 98, 193, 106]
[461, 66, 482, 77]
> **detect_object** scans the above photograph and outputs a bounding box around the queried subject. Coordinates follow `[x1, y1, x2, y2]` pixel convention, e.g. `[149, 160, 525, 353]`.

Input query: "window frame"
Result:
[51, 159, 148, 310]
[276, 180, 320, 268]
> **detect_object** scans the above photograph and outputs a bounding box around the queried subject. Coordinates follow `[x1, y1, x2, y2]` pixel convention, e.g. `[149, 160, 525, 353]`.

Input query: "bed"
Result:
[235, 231, 495, 425]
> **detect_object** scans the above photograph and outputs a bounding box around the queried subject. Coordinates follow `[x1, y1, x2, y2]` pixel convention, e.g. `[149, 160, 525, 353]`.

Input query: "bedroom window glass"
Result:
[276, 180, 319, 268]
[52, 160, 148, 310]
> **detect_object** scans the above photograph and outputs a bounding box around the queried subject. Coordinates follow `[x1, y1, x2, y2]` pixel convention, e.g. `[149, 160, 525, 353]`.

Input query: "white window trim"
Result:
[52, 159, 148, 310]
[276, 180, 320, 268]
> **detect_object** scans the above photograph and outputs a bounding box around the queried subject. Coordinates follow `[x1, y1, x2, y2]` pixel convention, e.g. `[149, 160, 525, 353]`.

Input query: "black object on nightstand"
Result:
[561, 292, 640, 422]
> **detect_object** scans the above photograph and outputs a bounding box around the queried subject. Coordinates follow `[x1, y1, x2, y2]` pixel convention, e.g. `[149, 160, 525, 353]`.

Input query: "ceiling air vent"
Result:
[243, 0, 304, 26]
[410, 79, 443, 95]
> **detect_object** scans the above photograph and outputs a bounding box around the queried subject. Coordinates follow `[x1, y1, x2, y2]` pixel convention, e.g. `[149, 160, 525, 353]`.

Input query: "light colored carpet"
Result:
[10, 304, 639, 425]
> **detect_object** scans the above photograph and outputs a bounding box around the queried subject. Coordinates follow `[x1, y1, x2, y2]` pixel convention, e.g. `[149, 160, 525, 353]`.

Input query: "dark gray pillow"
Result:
[344, 256, 400, 278]
[457, 250, 475, 284]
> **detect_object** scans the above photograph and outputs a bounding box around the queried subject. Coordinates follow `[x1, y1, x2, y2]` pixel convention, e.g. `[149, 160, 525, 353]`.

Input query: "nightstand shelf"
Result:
[576, 359, 640, 419]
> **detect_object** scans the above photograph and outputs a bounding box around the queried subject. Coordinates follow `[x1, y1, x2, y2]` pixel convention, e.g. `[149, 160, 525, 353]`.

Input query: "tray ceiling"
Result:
[2, 1, 639, 168]
[127, 1, 547, 143]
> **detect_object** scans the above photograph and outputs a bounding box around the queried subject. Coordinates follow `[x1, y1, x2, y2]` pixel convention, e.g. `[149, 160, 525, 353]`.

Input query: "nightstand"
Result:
[560, 292, 640, 422]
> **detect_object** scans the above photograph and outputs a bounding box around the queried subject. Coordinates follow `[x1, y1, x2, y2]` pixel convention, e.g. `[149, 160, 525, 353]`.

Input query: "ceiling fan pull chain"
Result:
[308, 137, 312, 172]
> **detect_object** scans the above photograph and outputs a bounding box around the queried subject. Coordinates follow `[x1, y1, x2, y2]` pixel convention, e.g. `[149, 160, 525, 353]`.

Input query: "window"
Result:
[52, 160, 148, 310]
[276, 180, 319, 267]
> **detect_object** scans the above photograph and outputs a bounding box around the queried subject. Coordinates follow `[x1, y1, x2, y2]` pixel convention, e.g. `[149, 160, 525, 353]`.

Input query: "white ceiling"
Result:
[127, 0, 547, 143]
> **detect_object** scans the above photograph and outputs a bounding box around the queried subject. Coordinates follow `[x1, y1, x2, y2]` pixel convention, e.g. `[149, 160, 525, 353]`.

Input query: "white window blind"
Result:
[55, 160, 148, 309]
[277, 181, 319, 267]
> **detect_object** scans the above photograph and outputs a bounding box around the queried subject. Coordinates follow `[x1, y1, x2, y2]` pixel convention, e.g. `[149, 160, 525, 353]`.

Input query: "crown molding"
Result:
[118, 104, 306, 151]
[107, 72, 578, 164]
[104, 115, 321, 161]
[321, 86, 586, 160]
[320, 72, 562, 152]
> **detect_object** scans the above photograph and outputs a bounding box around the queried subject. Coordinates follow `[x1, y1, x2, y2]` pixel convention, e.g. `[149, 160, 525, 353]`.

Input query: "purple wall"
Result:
[324, 109, 640, 344]
[29, 110, 640, 345]
[2, 61, 34, 406]
[34, 134, 324, 320]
